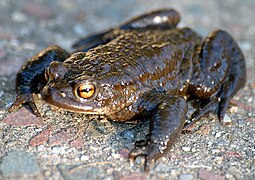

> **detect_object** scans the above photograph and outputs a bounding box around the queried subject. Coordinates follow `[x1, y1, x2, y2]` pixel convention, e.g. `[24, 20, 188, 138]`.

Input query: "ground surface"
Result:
[0, 0, 254, 179]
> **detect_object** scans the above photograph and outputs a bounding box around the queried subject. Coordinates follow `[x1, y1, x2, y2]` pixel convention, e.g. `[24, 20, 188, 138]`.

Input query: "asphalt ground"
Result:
[0, 0, 254, 179]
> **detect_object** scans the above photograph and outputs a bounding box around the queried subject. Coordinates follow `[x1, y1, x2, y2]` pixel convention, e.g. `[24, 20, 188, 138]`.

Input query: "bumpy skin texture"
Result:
[9, 9, 246, 170]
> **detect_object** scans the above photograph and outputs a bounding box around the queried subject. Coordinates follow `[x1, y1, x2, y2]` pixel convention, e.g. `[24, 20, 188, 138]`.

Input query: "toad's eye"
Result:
[75, 83, 95, 99]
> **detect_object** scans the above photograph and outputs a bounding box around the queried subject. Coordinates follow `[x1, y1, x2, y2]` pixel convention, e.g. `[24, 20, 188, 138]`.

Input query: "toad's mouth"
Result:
[41, 85, 105, 114]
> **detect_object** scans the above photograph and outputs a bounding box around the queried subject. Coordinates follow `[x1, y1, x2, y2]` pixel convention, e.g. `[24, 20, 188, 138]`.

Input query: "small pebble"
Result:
[179, 174, 193, 180]
[215, 140, 228, 146]
[134, 156, 143, 165]
[182, 146, 191, 152]
[155, 163, 169, 172]
[230, 144, 237, 148]
[229, 106, 238, 114]
[207, 141, 213, 146]
[90, 146, 99, 151]
[225, 173, 234, 179]
[80, 155, 90, 161]
[214, 156, 223, 164]
[44, 170, 51, 177]
[34, 128, 43, 132]
[191, 148, 196, 152]
[37, 145, 46, 152]
[215, 132, 222, 138]
[161, 157, 167, 162]
[52, 147, 66, 154]
[247, 97, 253, 103]
[222, 114, 232, 123]
[111, 153, 120, 159]
[211, 149, 221, 154]
[51, 147, 61, 154]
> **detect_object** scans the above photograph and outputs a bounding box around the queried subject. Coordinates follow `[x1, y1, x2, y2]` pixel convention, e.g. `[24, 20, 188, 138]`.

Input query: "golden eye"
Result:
[76, 84, 95, 99]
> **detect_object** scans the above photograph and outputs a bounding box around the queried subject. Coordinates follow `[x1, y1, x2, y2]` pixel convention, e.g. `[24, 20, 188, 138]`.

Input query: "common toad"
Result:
[9, 9, 246, 170]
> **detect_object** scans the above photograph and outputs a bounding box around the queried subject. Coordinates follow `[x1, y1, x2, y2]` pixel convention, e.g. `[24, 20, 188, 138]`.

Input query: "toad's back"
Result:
[63, 28, 201, 95]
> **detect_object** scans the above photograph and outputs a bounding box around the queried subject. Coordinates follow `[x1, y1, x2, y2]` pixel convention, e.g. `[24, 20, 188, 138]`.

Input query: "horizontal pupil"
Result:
[79, 88, 92, 92]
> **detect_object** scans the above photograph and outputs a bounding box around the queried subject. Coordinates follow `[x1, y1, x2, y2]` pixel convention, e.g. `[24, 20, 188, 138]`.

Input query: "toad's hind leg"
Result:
[119, 9, 180, 30]
[72, 9, 180, 52]
[215, 31, 246, 120]
[184, 30, 246, 129]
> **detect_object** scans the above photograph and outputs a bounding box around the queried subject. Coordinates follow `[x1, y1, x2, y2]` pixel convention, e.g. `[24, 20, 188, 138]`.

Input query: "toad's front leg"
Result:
[129, 92, 187, 171]
[8, 45, 70, 115]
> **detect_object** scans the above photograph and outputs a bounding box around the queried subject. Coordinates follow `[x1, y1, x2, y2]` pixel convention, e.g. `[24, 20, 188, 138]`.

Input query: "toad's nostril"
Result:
[60, 90, 66, 97]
